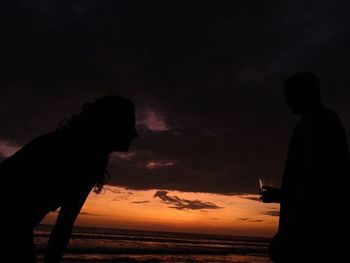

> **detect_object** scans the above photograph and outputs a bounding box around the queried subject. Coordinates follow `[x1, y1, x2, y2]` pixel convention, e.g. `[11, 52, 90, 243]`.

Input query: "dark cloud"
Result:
[1, 1, 350, 194]
[105, 187, 133, 195]
[52, 211, 103, 217]
[237, 195, 261, 202]
[154, 190, 223, 210]
[236, 195, 280, 217]
[262, 210, 280, 217]
[112, 195, 132, 202]
[79, 212, 103, 217]
[131, 201, 150, 204]
[109, 189, 134, 202]
[238, 218, 264, 223]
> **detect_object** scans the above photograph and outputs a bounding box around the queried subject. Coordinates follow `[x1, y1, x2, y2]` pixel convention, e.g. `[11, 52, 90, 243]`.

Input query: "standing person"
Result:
[260, 72, 350, 262]
[0, 95, 138, 263]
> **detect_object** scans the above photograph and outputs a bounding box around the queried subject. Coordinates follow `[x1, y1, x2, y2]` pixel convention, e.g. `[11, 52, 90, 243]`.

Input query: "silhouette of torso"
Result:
[0, 130, 106, 228]
[277, 107, 350, 258]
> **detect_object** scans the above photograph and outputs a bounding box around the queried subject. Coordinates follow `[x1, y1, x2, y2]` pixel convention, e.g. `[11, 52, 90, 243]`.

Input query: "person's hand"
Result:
[259, 186, 281, 203]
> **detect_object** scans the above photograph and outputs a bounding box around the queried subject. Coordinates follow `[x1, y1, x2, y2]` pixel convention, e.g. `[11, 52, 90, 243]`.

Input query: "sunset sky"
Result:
[1, 1, 350, 237]
[42, 186, 279, 237]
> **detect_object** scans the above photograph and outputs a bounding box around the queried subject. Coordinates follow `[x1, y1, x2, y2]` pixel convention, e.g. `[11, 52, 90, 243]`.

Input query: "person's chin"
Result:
[113, 144, 130, 152]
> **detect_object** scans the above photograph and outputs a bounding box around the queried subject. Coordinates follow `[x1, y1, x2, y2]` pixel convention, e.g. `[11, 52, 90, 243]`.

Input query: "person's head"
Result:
[284, 72, 322, 115]
[61, 95, 138, 153]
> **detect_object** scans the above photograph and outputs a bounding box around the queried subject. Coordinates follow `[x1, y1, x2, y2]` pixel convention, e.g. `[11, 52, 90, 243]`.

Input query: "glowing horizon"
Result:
[41, 186, 279, 238]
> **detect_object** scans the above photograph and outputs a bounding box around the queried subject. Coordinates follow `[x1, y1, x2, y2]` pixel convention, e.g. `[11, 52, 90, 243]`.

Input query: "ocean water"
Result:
[34, 225, 273, 263]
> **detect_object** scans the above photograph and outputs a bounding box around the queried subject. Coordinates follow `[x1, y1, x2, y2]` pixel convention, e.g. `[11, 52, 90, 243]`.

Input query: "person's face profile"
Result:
[106, 113, 138, 153]
[284, 86, 304, 115]
[109, 130, 137, 153]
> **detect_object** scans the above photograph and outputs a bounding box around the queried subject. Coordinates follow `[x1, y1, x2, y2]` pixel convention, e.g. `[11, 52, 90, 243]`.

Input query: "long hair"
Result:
[93, 155, 109, 194]
[58, 95, 136, 194]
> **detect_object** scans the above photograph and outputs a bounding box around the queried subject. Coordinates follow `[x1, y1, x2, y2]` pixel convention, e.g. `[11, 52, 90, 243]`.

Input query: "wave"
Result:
[34, 226, 270, 257]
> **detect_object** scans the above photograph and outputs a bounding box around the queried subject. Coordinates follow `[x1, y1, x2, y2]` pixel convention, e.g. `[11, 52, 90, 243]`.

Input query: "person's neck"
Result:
[60, 129, 110, 155]
[301, 102, 323, 117]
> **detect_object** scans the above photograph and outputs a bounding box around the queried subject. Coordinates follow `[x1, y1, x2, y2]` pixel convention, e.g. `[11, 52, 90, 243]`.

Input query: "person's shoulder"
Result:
[319, 107, 344, 125]
[0, 131, 57, 174]
[320, 107, 339, 117]
[305, 107, 340, 123]
[20, 131, 59, 151]
[5, 131, 62, 162]
[305, 107, 346, 135]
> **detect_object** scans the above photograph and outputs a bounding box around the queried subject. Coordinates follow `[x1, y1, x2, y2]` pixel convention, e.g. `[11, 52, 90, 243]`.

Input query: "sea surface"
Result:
[34, 225, 272, 263]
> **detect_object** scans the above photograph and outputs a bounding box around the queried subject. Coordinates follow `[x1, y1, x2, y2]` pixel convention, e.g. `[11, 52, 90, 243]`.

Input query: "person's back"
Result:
[264, 73, 350, 262]
[0, 130, 105, 226]
[0, 95, 138, 262]
[280, 108, 350, 255]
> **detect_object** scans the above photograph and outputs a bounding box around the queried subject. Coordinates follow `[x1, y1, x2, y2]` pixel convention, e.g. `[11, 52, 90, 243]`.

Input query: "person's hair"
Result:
[59, 95, 136, 133]
[58, 95, 135, 193]
[93, 156, 109, 194]
[284, 72, 321, 99]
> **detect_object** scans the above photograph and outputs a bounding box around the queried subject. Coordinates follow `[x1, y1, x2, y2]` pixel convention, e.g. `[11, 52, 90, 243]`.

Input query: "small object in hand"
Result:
[259, 178, 278, 203]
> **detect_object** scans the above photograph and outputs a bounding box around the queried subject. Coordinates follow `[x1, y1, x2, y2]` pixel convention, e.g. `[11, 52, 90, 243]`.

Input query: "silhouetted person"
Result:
[0, 95, 138, 263]
[261, 72, 350, 262]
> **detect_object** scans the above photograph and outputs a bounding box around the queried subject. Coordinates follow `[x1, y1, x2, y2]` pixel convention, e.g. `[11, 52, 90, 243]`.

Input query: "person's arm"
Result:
[260, 186, 281, 203]
[45, 186, 92, 263]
